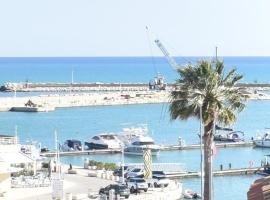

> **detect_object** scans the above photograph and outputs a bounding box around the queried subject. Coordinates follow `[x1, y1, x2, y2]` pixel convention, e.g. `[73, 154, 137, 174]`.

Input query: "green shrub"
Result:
[88, 160, 117, 170]
[42, 162, 49, 168]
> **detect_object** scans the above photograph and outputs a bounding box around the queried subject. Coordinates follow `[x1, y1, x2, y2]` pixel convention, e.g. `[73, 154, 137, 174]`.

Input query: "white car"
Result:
[150, 175, 170, 187]
[125, 168, 144, 179]
[126, 178, 148, 193]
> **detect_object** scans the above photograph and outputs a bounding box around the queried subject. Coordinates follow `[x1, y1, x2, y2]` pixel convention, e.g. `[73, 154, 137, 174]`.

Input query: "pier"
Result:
[161, 141, 254, 150]
[40, 148, 121, 157]
[166, 167, 264, 179]
[40, 142, 254, 157]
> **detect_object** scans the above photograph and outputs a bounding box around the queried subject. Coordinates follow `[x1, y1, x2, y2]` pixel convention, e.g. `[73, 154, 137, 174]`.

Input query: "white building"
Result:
[0, 135, 36, 194]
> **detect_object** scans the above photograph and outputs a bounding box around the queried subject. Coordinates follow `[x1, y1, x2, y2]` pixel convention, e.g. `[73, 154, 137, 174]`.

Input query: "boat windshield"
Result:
[100, 135, 116, 140]
[132, 141, 154, 145]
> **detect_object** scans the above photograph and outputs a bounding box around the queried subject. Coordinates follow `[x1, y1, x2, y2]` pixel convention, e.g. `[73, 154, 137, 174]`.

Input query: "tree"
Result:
[169, 60, 247, 200]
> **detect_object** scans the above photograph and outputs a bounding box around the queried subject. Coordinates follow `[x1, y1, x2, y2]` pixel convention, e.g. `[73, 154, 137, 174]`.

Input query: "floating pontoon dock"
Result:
[40, 142, 254, 157]
[166, 167, 264, 179]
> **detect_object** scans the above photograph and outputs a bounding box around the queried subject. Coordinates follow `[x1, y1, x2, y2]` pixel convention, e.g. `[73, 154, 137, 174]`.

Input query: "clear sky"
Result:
[0, 0, 269, 57]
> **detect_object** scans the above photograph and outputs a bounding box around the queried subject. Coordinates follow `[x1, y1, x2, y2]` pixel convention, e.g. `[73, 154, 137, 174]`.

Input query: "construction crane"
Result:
[154, 39, 179, 70]
[146, 26, 180, 71]
[146, 26, 180, 90]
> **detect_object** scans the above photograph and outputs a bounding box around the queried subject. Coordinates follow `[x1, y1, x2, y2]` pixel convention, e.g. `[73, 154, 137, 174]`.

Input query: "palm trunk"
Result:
[203, 121, 214, 200]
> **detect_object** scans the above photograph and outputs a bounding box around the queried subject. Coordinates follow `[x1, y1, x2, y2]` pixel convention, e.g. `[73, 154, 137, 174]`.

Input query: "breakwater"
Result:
[2, 82, 270, 92]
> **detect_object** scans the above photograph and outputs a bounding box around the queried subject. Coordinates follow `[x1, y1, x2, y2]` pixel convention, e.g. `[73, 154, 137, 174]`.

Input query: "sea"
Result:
[1, 56, 270, 200]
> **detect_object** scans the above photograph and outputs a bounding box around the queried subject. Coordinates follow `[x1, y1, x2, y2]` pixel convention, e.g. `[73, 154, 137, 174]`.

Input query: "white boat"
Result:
[117, 126, 148, 145]
[183, 189, 201, 199]
[84, 134, 122, 150]
[124, 135, 160, 156]
[254, 132, 270, 147]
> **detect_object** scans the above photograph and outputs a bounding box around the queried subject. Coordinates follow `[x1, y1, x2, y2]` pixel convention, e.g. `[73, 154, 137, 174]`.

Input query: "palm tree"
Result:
[169, 60, 247, 200]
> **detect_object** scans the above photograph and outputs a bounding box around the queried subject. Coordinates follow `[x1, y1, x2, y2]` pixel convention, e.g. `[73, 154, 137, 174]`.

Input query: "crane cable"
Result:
[145, 26, 158, 76]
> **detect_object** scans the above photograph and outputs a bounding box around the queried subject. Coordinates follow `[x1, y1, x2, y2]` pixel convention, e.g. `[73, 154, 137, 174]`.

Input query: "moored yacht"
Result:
[124, 135, 160, 156]
[61, 139, 82, 152]
[254, 132, 270, 148]
[84, 134, 122, 150]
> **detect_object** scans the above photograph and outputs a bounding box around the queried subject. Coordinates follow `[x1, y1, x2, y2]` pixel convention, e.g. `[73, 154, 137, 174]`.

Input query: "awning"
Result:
[0, 152, 34, 164]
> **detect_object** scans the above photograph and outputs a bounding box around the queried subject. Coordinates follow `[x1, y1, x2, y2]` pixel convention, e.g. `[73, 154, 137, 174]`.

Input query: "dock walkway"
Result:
[166, 167, 264, 179]
[161, 141, 254, 151]
[40, 142, 254, 157]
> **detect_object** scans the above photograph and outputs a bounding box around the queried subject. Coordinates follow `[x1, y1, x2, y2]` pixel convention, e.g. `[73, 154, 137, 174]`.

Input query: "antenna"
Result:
[215, 46, 218, 62]
[71, 69, 74, 84]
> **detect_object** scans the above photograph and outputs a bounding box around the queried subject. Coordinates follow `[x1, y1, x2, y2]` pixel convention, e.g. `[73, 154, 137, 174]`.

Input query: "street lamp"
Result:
[199, 103, 204, 200]
[121, 144, 125, 184]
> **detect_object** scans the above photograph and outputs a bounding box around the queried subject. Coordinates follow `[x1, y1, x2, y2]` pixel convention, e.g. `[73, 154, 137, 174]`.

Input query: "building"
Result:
[0, 134, 36, 195]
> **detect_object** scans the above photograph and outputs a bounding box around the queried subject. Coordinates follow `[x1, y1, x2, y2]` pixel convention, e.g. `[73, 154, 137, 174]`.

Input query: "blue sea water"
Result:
[0, 57, 270, 84]
[1, 57, 270, 199]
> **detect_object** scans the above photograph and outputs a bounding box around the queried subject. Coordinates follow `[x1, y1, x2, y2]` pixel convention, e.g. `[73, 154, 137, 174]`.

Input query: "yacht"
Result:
[117, 126, 148, 145]
[214, 131, 244, 142]
[84, 134, 122, 150]
[124, 135, 160, 156]
[254, 132, 270, 148]
[61, 139, 82, 152]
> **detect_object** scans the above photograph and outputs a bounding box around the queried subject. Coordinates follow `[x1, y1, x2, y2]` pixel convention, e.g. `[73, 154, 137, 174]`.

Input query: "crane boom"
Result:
[154, 39, 179, 70]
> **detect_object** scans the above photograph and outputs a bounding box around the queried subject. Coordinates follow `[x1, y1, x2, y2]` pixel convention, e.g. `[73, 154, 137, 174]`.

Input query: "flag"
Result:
[211, 141, 217, 159]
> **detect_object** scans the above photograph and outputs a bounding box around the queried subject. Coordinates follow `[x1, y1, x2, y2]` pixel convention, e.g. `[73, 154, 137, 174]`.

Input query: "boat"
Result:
[84, 134, 122, 150]
[61, 139, 82, 152]
[214, 126, 244, 142]
[214, 131, 244, 142]
[124, 135, 160, 156]
[254, 131, 270, 147]
[117, 126, 148, 145]
[183, 189, 201, 199]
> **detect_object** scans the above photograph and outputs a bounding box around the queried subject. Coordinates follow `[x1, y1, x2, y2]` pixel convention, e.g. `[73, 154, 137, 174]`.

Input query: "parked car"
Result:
[150, 175, 170, 187]
[152, 170, 166, 176]
[99, 184, 130, 199]
[113, 166, 129, 176]
[126, 178, 148, 193]
[125, 168, 144, 179]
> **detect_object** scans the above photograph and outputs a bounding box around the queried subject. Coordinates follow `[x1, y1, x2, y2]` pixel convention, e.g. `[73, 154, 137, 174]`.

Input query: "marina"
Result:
[1, 57, 270, 200]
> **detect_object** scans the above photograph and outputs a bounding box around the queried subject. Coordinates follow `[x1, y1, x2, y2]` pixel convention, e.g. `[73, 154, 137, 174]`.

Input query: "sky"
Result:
[0, 0, 270, 57]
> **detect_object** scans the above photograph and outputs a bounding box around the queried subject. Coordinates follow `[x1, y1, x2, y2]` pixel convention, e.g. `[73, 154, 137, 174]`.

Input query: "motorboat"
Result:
[117, 126, 148, 145]
[84, 134, 122, 150]
[124, 135, 160, 156]
[254, 132, 270, 148]
[61, 139, 82, 151]
[214, 131, 244, 142]
[183, 189, 201, 199]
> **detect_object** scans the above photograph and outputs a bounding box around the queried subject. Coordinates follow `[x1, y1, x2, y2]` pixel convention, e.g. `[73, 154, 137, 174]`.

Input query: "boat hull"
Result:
[124, 148, 160, 156]
[254, 140, 270, 148]
[84, 142, 108, 150]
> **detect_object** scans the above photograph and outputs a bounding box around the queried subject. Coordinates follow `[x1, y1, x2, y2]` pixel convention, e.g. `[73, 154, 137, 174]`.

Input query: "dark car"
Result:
[99, 184, 130, 199]
[152, 171, 166, 176]
[113, 166, 128, 176]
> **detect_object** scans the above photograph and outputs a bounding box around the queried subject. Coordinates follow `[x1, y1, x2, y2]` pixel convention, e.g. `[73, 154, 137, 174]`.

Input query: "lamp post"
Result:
[121, 144, 125, 184]
[199, 103, 204, 200]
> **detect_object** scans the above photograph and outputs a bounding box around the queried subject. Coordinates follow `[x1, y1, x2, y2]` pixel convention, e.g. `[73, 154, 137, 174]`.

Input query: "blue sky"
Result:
[0, 0, 269, 57]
